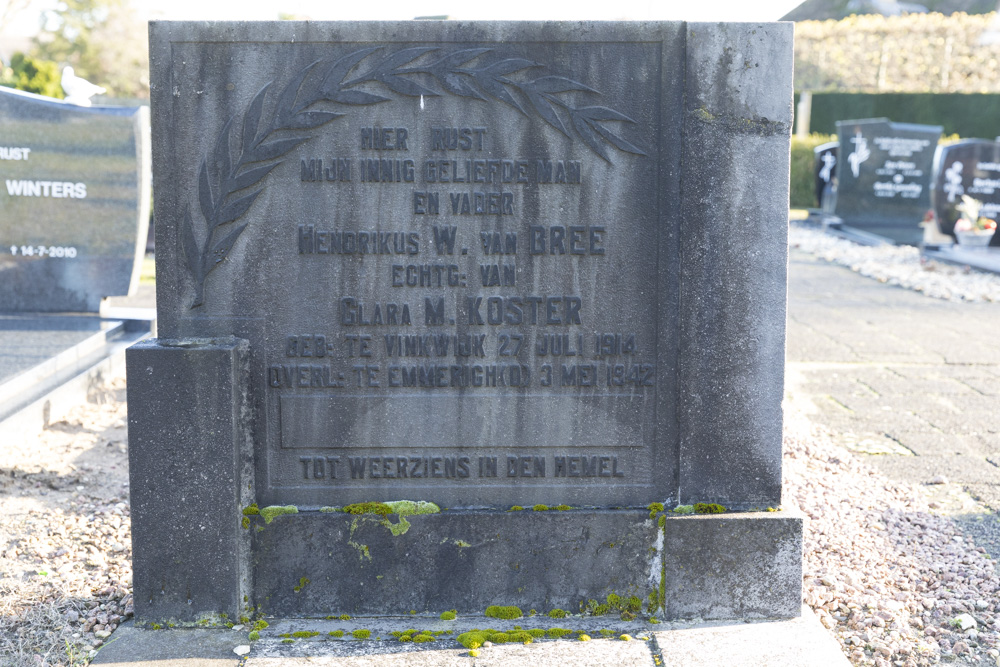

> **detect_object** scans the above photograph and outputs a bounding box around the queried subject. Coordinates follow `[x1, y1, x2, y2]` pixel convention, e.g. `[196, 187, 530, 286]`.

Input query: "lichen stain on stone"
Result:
[347, 517, 373, 562]
[693, 107, 716, 123]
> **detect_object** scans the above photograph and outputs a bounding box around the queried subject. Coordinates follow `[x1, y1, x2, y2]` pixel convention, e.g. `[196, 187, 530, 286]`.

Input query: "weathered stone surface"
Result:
[126, 338, 252, 622]
[0, 86, 150, 312]
[138, 20, 799, 621]
[149, 20, 790, 511]
[832, 118, 940, 245]
[931, 138, 1000, 244]
[677, 23, 791, 509]
[662, 512, 803, 619]
[254, 508, 659, 616]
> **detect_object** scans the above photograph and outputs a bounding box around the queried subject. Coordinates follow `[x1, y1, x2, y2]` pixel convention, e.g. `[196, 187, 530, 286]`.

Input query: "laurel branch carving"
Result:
[183, 47, 647, 308]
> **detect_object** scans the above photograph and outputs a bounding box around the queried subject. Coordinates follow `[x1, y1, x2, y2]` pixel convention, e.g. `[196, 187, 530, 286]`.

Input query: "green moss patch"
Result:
[647, 502, 664, 518]
[547, 608, 568, 619]
[351, 629, 371, 640]
[343, 502, 393, 516]
[485, 605, 523, 620]
[440, 610, 457, 620]
[457, 631, 488, 649]
[260, 505, 298, 524]
[694, 503, 726, 514]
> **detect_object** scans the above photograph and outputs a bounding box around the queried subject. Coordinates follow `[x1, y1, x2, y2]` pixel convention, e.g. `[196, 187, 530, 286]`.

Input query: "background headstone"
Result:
[0, 86, 150, 312]
[132, 20, 800, 622]
[814, 141, 838, 210]
[833, 118, 941, 245]
[931, 138, 1000, 246]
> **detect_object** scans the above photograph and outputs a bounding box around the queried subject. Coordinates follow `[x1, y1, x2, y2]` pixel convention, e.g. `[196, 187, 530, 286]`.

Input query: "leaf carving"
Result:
[348, 46, 441, 96]
[211, 116, 235, 185]
[325, 90, 388, 106]
[210, 222, 249, 267]
[284, 111, 344, 130]
[571, 113, 611, 163]
[378, 73, 439, 97]
[216, 188, 263, 227]
[273, 59, 324, 127]
[473, 72, 527, 114]
[184, 46, 646, 308]
[523, 88, 569, 136]
[526, 76, 597, 95]
[352, 46, 439, 83]
[242, 84, 270, 153]
[231, 162, 280, 193]
[483, 58, 540, 77]
[249, 136, 310, 164]
[181, 205, 201, 283]
[592, 122, 649, 156]
[198, 159, 214, 224]
[318, 47, 383, 98]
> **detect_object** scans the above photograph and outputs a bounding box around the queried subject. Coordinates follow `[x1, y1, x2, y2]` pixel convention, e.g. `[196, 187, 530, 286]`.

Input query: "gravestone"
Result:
[832, 118, 941, 245]
[931, 139, 1000, 246]
[0, 86, 151, 312]
[814, 141, 838, 210]
[129, 21, 800, 624]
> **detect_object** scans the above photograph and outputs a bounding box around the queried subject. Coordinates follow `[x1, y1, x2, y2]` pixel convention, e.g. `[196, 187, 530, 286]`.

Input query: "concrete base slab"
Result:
[654, 606, 850, 666]
[90, 621, 248, 666]
[93, 607, 844, 666]
[250, 509, 802, 620]
[922, 244, 1000, 274]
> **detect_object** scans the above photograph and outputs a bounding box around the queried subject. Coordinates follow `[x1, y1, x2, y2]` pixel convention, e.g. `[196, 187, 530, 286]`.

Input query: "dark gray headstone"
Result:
[814, 141, 838, 210]
[833, 118, 941, 245]
[131, 20, 799, 624]
[931, 139, 1000, 246]
[0, 86, 150, 312]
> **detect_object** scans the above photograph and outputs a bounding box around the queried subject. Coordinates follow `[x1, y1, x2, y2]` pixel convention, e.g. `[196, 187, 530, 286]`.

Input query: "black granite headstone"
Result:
[814, 141, 838, 210]
[0, 86, 150, 312]
[931, 139, 1000, 246]
[833, 118, 941, 245]
[130, 21, 801, 623]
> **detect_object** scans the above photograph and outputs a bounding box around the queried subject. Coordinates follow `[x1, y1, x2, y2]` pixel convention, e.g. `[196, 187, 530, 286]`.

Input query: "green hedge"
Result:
[790, 134, 836, 209]
[798, 92, 1000, 139]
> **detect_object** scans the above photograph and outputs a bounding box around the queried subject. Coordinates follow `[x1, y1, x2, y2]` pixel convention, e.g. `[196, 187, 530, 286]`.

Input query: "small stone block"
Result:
[662, 512, 803, 619]
[126, 338, 252, 622]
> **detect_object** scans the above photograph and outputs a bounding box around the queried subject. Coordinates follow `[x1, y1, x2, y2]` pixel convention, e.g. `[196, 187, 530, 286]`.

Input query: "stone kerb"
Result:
[128, 20, 800, 625]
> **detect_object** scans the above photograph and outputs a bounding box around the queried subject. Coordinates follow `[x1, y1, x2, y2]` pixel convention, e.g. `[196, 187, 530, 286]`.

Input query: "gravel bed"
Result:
[789, 223, 1000, 303]
[786, 405, 1000, 666]
[0, 379, 133, 666]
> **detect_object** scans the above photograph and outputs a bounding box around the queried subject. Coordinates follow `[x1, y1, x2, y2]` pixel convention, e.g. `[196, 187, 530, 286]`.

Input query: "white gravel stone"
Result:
[953, 614, 977, 631]
[789, 223, 1000, 302]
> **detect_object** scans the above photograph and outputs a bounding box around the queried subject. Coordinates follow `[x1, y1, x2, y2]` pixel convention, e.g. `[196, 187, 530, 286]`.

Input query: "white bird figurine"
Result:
[61, 66, 106, 106]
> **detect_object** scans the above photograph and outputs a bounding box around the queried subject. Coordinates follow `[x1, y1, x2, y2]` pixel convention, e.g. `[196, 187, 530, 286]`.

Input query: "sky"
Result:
[5, 0, 804, 38]
[138, 0, 802, 22]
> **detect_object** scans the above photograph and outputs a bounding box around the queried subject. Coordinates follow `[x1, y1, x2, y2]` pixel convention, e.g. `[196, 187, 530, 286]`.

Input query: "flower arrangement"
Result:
[953, 195, 997, 233]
